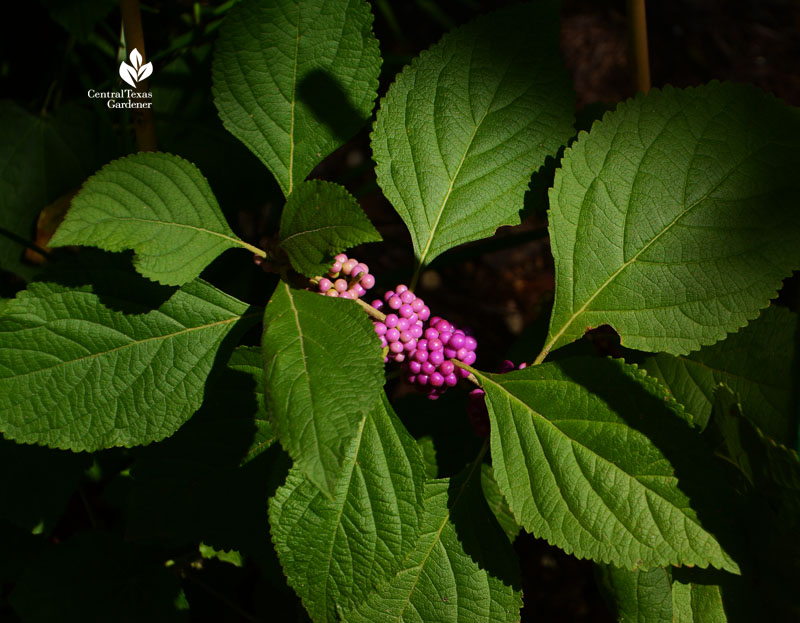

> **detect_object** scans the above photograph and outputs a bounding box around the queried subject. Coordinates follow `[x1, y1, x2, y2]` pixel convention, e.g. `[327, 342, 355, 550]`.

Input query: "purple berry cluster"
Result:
[371, 285, 477, 399]
[316, 253, 375, 300]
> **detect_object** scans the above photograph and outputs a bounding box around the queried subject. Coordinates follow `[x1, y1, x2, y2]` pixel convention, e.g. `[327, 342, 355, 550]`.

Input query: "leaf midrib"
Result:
[479, 372, 721, 557]
[287, 1, 301, 195]
[391, 453, 486, 622]
[282, 282, 327, 494]
[542, 141, 761, 360]
[1, 312, 250, 382]
[59, 215, 254, 252]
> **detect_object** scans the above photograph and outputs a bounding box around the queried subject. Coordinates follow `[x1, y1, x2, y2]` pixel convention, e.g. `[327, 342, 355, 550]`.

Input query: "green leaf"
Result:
[279, 180, 381, 277]
[341, 465, 523, 622]
[199, 543, 244, 568]
[262, 281, 384, 496]
[544, 82, 800, 357]
[212, 0, 381, 197]
[704, 387, 800, 619]
[480, 463, 520, 542]
[0, 438, 91, 534]
[477, 356, 740, 572]
[225, 346, 275, 464]
[708, 385, 800, 521]
[0, 272, 256, 451]
[49, 152, 257, 286]
[595, 564, 673, 623]
[371, 2, 574, 269]
[670, 567, 744, 623]
[0, 101, 114, 280]
[9, 531, 187, 623]
[417, 435, 438, 479]
[270, 395, 426, 622]
[643, 305, 798, 445]
[672, 578, 727, 623]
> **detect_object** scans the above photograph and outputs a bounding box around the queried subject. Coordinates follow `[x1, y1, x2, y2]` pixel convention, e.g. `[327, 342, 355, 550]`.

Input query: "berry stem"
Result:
[451, 360, 481, 387]
[309, 275, 387, 321]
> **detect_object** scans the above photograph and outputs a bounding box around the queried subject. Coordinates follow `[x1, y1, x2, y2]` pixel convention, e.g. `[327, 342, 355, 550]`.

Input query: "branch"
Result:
[627, 0, 651, 94]
[120, 0, 157, 151]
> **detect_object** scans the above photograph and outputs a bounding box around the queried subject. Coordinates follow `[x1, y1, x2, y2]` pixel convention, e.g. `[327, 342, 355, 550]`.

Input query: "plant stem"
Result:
[0, 226, 52, 259]
[308, 276, 387, 321]
[120, 0, 157, 151]
[627, 0, 651, 94]
[451, 360, 480, 387]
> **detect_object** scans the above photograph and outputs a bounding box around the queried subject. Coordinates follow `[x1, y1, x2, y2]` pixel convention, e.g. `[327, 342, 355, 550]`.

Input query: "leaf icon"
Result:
[130, 48, 143, 71]
[119, 61, 137, 88]
[137, 62, 153, 82]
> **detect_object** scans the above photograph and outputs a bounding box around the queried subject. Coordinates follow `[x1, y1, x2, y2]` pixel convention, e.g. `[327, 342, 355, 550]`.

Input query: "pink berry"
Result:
[465, 336, 477, 351]
[399, 330, 412, 343]
[374, 322, 387, 336]
[409, 361, 422, 374]
[371, 299, 384, 310]
[419, 306, 431, 321]
[444, 373, 458, 387]
[400, 290, 415, 304]
[439, 360, 454, 376]
[428, 338, 443, 352]
[361, 274, 375, 289]
[388, 295, 402, 310]
[385, 314, 399, 329]
[449, 333, 465, 349]
[462, 351, 477, 365]
[385, 328, 400, 342]
[444, 348, 457, 359]
[417, 374, 429, 386]
[429, 350, 444, 366]
[390, 341, 404, 354]
[334, 253, 347, 263]
[422, 362, 436, 375]
[326, 289, 338, 297]
[424, 328, 439, 340]
[430, 372, 444, 387]
[342, 259, 357, 275]
[395, 284, 408, 294]
[334, 279, 348, 292]
[329, 261, 342, 274]
[411, 298, 424, 313]
[413, 349, 428, 363]
[399, 304, 414, 318]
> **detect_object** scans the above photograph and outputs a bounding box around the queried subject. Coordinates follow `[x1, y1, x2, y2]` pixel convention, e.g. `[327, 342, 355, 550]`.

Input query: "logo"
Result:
[119, 48, 153, 87]
[87, 48, 154, 109]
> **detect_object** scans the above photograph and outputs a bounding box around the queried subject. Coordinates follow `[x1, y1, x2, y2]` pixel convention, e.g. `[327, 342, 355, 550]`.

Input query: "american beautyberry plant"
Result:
[1, 0, 799, 621]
